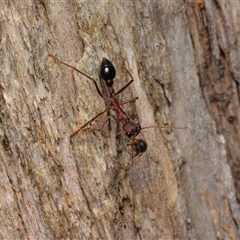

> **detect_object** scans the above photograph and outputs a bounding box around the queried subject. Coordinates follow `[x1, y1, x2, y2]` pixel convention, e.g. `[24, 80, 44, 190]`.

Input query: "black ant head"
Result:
[133, 139, 147, 156]
[100, 58, 116, 87]
[122, 120, 141, 139]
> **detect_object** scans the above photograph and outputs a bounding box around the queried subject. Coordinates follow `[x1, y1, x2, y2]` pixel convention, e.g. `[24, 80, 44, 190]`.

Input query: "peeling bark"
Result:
[0, 1, 239, 239]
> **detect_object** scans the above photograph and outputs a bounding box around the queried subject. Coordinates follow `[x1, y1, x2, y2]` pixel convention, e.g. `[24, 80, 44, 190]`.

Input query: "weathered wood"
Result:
[0, 1, 239, 239]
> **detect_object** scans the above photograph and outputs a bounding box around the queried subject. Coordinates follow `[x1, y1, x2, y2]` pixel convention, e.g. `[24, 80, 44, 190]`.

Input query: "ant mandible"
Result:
[48, 53, 186, 162]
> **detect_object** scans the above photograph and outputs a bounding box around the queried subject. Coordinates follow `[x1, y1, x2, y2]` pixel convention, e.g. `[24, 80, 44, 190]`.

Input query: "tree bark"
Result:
[0, 0, 239, 239]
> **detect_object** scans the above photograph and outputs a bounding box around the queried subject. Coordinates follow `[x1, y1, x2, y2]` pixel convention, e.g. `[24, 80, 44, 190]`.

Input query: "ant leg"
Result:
[70, 109, 107, 138]
[121, 59, 134, 81]
[131, 143, 134, 165]
[48, 53, 105, 99]
[113, 79, 134, 96]
[127, 139, 138, 165]
[113, 59, 135, 97]
[81, 115, 111, 133]
[120, 97, 138, 105]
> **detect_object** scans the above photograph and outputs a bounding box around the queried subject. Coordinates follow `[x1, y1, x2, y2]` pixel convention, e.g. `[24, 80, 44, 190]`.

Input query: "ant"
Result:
[48, 53, 186, 162]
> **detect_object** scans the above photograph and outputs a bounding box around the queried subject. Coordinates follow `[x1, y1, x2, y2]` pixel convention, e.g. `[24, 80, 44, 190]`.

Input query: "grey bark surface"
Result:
[0, 1, 239, 239]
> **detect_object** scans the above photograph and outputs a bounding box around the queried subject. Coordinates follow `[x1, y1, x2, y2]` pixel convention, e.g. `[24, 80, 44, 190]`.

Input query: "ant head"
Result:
[122, 120, 141, 139]
[100, 58, 116, 87]
[133, 139, 147, 156]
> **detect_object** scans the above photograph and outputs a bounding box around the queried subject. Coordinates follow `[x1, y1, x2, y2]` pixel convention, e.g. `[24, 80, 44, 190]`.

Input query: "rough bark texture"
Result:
[0, 1, 239, 239]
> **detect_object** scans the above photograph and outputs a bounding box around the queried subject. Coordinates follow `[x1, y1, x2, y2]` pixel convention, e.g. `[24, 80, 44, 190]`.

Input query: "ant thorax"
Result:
[106, 97, 128, 124]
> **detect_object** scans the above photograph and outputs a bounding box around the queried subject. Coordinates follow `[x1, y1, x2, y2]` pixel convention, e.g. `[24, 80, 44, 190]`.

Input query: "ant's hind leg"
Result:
[48, 53, 106, 99]
[120, 97, 138, 106]
[112, 59, 135, 97]
[121, 59, 134, 81]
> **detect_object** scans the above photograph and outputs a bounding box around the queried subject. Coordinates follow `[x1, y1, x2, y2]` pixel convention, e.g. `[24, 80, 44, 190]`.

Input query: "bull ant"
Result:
[48, 53, 186, 162]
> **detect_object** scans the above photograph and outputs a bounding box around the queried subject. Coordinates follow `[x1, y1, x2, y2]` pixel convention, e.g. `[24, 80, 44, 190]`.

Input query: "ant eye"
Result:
[100, 58, 116, 81]
[125, 131, 132, 138]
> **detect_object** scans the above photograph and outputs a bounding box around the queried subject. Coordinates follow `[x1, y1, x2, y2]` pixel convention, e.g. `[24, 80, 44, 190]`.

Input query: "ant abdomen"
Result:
[100, 58, 116, 87]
